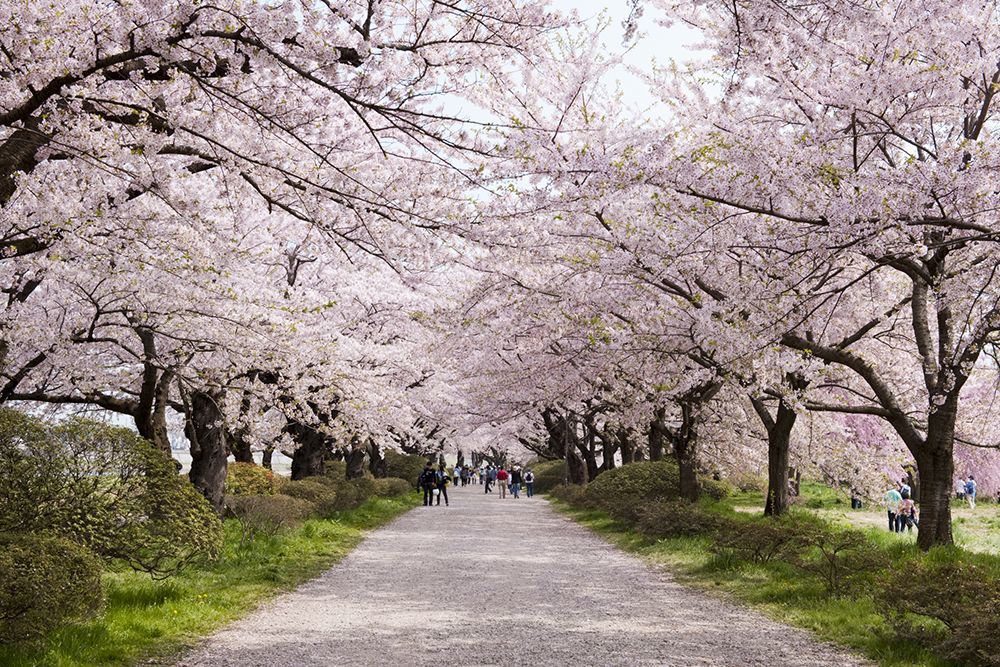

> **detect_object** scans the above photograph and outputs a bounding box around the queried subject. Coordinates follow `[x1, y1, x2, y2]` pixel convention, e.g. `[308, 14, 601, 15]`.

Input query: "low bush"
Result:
[583, 461, 681, 514]
[728, 471, 767, 493]
[332, 477, 379, 511]
[382, 450, 426, 484]
[635, 500, 732, 538]
[0, 533, 104, 644]
[548, 483, 587, 506]
[280, 479, 339, 517]
[0, 411, 222, 577]
[226, 494, 315, 545]
[699, 478, 733, 500]
[878, 555, 1000, 667]
[372, 477, 413, 498]
[530, 459, 567, 494]
[790, 525, 889, 596]
[711, 516, 806, 565]
[226, 462, 276, 496]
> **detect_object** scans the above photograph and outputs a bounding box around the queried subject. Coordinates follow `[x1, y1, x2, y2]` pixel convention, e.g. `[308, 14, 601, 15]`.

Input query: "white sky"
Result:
[551, 0, 702, 112]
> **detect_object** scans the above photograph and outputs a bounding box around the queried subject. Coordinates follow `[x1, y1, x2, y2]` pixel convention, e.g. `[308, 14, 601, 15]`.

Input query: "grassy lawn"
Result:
[552, 497, 968, 667]
[0, 494, 420, 667]
[730, 481, 1000, 555]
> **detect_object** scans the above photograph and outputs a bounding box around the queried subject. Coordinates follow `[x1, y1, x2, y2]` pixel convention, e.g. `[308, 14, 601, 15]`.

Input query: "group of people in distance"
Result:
[416, 461, 537, 506]
[883, 473, 981, 533]
[955, 475, 978, 509]
[479, 464, 534, 499]
[883, 477, 918, 533]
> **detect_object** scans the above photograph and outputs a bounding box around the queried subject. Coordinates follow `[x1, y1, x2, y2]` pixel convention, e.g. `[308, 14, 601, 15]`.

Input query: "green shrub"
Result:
[700, 478, 733, 500]
[878, 556, 1000, 667]
[790, 525, 889, 596]
[280, 480, 338, 517]
[531, 459, 567, 494]
[225, 494, 315, 545]
[635, 500, 731, 538]
[0, 533, 104, 644]
[0, 411, 222, 577]
[383, 450, 426, 483]
[728, 471, 767, 493]
[548, 483, 587, 506]
[583, 461, 681, 515]
[226, 462, 275, 496]
[372, 477, 412, 498]
[711, 516, 806, 565]
[332, 477, 379, 511]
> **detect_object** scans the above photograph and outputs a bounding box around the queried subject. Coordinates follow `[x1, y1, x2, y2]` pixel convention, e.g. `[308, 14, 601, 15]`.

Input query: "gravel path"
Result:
[177, 484, 870, 666]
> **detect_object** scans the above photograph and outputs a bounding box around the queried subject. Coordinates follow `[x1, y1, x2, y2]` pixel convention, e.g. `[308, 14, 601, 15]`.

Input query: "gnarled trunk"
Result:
[346, 443, 367, 479]
[186, 388, 228, 513]
[289, 423, 327, 480]
[914, 403, 957, 550]
[648, 407, 666, 461]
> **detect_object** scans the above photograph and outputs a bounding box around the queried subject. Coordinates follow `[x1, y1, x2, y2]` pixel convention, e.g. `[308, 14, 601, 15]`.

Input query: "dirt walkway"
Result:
[177, 484, 869, 666]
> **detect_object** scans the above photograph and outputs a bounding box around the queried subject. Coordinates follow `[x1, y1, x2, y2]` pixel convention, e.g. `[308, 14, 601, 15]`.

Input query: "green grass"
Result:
[731, 482, 1000, 555]
[551, 501, 959, 667]
[0, 494, 420, 667]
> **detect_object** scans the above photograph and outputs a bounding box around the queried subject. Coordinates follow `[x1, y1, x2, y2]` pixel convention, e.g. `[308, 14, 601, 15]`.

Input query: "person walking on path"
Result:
[524, 469, 535, 498]
[496, 467, 509, 499]
[510, 466, 523, 499]
[965, 475, 977, 509]
[898, 477, 911, 498]
[883, 487, 902, 532]
[898, 491, 918, 533]
[956, 476, 967, 501]
[436, 464, 450, 506]
[484, 466, 495, 494]
[419, 463, 437, 507]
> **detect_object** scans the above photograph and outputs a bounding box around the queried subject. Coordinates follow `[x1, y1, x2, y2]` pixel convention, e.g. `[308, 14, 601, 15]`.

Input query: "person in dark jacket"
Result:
[510, 466, 523, 499]
[419, 463, 437, 507]
[436, 464, 450, 506]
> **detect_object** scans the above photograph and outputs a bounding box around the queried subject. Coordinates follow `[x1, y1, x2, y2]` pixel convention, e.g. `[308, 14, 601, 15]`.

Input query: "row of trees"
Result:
[450, 0, 1000, 550]
[3, 1, 1000, 551]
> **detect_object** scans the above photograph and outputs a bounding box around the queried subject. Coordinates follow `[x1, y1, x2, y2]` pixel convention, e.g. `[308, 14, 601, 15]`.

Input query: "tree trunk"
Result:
[619, 426, 635, 464]
[764, 401, 796, 517]
[674, 437, 699, 502]
[648, 407, 666, 461]
[567, 449, 587, 485]
[289, 423, 327, 480]
[186, 389, 228, 513]
[601, 433, 616, 472]
[346, 444, 367, 479]
[368, 440, 387, 477]
[262, 445, 274, 470]
[914, 404, 957, 550]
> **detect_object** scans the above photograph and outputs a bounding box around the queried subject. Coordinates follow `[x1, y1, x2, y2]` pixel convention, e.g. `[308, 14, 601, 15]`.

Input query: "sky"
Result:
[550, 0, 703, 113]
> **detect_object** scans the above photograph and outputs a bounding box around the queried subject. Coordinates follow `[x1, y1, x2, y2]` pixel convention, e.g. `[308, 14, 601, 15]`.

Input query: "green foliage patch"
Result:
[0, 533, 104, 645]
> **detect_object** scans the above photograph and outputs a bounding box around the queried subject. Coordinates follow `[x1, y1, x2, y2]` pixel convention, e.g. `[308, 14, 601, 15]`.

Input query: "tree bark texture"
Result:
[186, 388, 228, 513]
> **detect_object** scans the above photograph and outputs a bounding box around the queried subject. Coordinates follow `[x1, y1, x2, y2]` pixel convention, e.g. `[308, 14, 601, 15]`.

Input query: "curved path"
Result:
[178, 484, 869, 666]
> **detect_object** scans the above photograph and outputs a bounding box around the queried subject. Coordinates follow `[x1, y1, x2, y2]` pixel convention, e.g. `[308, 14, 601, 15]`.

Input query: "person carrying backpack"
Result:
[419, 463, 437, 507]
[966, 475, 977, 509]
[524, 469, 535, 498]
[898, 490, 918, 533]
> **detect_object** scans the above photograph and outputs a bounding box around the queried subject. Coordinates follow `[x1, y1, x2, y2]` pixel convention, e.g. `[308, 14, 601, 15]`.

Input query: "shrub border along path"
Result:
[0, 494, 421, 667]
[548, 500, 957, 667]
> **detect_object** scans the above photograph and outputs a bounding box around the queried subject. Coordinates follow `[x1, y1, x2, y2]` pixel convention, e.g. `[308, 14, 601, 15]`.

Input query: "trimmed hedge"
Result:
[383, 450, 426, 484]
[280, 479, 339, 517]
[0, 533, 104, 644]
[225, 494, 316, 544]
[373, 477, 412, 497]
[583, 460, 681, 519]
[531, 459, 568, 494]
[0, 410, 222, 577]
[226, 462, 276, 496]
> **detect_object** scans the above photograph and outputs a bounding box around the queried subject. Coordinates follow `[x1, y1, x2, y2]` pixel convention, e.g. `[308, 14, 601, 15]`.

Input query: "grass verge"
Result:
[550, 499, 956, 667]
[0, 494, 420, 667]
